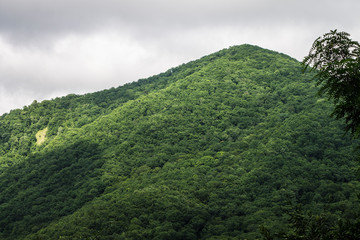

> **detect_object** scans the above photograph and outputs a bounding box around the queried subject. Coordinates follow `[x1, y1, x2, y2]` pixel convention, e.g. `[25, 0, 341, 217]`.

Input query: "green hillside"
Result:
[0, 45, 359, 239]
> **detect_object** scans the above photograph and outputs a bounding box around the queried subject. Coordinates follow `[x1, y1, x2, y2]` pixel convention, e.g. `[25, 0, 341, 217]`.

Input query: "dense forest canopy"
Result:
[0, 44, 359, 239]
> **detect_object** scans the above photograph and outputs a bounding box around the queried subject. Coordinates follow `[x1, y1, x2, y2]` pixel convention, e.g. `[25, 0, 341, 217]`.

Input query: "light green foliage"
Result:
[0, 45, 359, 239]
[35, 127, 48, 145]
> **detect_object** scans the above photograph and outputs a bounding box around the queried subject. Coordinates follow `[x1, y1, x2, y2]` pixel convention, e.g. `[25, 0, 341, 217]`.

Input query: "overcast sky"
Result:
[0, 0, 359, 114]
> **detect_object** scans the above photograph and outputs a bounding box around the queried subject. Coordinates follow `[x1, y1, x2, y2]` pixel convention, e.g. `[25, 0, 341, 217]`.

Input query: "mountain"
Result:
[0, 45, 359, 239]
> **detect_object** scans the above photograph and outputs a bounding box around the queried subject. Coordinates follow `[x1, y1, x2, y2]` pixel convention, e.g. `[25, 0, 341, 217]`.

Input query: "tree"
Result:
[302, 30, 360, 137]
[260, 30, 360, 240]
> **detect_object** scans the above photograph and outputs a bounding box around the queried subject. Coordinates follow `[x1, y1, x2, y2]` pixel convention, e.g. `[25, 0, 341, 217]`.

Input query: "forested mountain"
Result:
[0, 45, 359, 239]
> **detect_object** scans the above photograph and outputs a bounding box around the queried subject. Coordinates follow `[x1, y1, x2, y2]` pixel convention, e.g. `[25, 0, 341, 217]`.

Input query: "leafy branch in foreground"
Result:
[302, 30, 360, 137]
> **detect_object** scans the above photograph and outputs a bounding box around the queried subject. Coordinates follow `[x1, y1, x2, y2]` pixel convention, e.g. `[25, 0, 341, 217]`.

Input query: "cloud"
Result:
[0, 31, 164, 91]
[0, 30, 197, 114]
[0, 0, 360, 114]
[1, 0, 358, 40]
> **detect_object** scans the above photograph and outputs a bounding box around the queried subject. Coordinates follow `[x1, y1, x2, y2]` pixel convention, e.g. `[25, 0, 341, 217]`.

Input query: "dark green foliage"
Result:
[261, 30, 360, 240]
[0, 45, 359, 239]
[261, 201, 360, 240]
[0, 140, 105, 239]
[302, 30, 360, 137]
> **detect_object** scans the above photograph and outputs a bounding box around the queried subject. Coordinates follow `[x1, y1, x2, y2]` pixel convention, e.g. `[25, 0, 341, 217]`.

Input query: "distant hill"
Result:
[0, 45, 358, 239]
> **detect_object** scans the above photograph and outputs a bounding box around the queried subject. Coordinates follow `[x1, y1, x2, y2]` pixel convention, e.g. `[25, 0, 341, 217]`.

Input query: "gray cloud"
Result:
[1, 0, 358, 40]
[0, 0, 360, 114]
